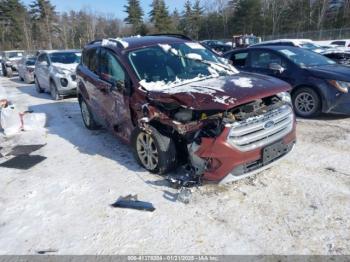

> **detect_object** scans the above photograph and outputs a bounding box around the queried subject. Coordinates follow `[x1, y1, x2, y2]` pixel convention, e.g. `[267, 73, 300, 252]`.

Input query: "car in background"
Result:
[0, 50, 25, 77]
[322, 49, 350, 66]
[252, 39, 325, 53]
[76, 36, 296, 184]
[330, 40, 350, 48]
[18, 56, 37, 84]
[224, 46, 350, 117]
[201, 40, 232, 55]
[34, 50, 81, 100]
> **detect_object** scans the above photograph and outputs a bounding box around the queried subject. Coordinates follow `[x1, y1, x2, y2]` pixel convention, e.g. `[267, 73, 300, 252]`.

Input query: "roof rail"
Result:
[88, 39, 102, 45]
[147, 34, 192, 41]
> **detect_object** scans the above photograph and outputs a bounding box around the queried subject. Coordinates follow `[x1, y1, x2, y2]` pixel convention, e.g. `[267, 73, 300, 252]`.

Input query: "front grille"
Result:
[227, 105, 294, 151]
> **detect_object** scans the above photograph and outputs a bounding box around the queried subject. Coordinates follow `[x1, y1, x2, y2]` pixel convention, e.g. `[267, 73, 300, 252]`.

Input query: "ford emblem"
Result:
[264, 121, 275, 129]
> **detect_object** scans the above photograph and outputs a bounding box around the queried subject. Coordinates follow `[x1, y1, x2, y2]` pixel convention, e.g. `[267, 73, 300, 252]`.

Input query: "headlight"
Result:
[328, 80, 349, 93]
[277, 92, 292, 104]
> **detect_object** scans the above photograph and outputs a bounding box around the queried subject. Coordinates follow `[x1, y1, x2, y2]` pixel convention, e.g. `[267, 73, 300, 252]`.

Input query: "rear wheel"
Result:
[50, 81, 61, 100]
[132, 126, 177, 174]
[79, 98, 99, 130]
[292, 87, 321, 118]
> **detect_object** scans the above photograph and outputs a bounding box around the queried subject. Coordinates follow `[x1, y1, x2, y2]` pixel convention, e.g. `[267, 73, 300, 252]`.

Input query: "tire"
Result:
[79, 98, 99, 130]
[1, 63, 7, 76]
[35, 77, 44, 93]
[50, 81, 61, 101]
[132, 126, 177, 174]
[6, 67, 13, 78]
[292, 87, 321, 118]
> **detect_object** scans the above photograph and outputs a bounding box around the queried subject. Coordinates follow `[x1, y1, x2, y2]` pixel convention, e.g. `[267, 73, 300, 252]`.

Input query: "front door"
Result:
[96, 48, 133, 141]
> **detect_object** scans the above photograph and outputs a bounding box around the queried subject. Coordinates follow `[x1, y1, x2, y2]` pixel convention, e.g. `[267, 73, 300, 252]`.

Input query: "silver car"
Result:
[34, 50, 81, 100]
[18, 56, 36, 84]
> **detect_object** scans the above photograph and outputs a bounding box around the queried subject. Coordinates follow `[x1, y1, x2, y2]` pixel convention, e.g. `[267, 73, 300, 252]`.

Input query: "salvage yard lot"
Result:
[0, 76, 350, 255]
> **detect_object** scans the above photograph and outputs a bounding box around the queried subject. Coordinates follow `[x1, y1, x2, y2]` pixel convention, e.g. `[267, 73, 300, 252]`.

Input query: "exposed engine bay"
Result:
[141, 94, 292, 187]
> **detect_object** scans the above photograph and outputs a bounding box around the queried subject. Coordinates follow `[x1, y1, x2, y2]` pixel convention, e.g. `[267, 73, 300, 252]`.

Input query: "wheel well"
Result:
[149, 120, 188, 165]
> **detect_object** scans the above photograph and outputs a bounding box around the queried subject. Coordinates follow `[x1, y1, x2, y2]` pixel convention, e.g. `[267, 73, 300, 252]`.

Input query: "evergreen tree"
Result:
[149, 0, 172, 33]
[192, 0, 203, 40]
[29, 0, 57, 49]
[124, 0, 144, 35]
[0, 0, 28, 49]
[180, 0, 193, 37]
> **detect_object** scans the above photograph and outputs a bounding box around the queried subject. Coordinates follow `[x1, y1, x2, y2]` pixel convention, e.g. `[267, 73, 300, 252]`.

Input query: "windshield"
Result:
[300, 42, 322, 50]
[128, 42, 235, 85]
[5, 52, 24, 59]
[278, 48, 336, 68]
[50, 52, 81, 64]
[26, 58, 36, 66]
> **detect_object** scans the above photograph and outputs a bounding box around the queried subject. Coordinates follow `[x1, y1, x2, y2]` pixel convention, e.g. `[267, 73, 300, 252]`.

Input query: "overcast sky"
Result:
[21, 0, 189, 20]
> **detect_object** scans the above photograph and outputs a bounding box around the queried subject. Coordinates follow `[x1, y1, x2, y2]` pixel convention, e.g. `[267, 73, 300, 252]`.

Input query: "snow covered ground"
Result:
[0, 76, 349, 255]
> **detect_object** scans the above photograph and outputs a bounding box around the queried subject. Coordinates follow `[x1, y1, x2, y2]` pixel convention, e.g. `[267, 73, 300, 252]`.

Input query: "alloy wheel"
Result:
[295, 92, 316, 114]
[136, 132, 159, 171]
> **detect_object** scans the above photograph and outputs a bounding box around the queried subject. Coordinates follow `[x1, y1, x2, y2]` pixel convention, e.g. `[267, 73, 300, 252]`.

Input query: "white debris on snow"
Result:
[213, 96, 236, 105]
[231, 77, 253, 88]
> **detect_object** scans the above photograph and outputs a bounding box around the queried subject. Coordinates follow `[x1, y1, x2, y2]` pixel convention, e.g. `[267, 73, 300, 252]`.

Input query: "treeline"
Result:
[1, 0, 350, 51]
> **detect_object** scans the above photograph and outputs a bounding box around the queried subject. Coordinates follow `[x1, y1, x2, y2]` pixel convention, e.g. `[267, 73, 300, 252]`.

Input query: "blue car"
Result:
[224, 46, 350, 117]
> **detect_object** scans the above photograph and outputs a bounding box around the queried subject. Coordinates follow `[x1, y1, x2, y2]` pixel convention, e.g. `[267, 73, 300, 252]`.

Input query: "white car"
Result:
[34, 50, 81, 100]
[330, 39, 350, 48]
[252, 39, 325, 53]
[18, 56, 36, 84]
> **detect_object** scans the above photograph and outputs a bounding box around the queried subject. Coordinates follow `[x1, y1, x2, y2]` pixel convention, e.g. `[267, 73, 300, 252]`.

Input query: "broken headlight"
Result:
[277, 92, 292, 105]
[328, 80, 349, 94]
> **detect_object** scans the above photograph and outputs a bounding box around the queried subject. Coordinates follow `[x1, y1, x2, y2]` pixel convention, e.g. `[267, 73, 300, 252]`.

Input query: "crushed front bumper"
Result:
[194, 105, 296, 183]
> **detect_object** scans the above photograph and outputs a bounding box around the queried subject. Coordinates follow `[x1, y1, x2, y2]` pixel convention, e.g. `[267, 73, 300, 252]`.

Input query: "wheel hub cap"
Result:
[136, 133, 158, 171]
[296, 93, 315, 113]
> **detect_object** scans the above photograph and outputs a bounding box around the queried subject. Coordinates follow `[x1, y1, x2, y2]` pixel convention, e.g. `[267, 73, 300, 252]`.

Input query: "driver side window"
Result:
[100, 48, 125, 83]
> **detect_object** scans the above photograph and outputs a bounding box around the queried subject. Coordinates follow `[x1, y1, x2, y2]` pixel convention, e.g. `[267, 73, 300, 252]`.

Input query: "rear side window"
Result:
[331, 41, 346, 46]
[230, 52, 248, 67]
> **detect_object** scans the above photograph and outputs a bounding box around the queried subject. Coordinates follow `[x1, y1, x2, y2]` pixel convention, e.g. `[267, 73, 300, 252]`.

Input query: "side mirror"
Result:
[269, 63, 285, 74]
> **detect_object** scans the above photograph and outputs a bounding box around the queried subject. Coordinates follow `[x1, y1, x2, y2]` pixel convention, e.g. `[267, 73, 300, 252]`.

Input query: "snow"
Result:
[231, 77, 253, 88]
[1, 77, 350, 255]
[186, 53, 203, 60]
[102, 38, 129, 49]
[52, 63, 78, 72]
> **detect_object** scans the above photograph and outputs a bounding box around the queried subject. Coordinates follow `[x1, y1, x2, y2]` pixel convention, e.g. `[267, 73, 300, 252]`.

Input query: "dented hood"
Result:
[147, 73, 291, 111]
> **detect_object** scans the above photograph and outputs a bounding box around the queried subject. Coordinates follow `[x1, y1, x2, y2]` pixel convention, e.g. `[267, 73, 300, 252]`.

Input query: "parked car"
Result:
[252, 39, 325, 53]
[322, 49, 350, 66]
[34, 50, 81, 100]
[18, 56, 37, 83]
[0, 50, 25, 77]
[224, 46, 350, 117]
[76, 36, 296, 184]
[330, 39, 350, 48]
[201, 40, 232, 55]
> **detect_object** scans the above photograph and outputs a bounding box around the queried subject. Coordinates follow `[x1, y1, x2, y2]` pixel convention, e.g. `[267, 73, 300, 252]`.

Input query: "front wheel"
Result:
[132, 127, 177, 174]
[292, 87, 321, 118]
[6, 67, 13, 78]
[35, 77, 44, 93]
[50, 81, 61, 100]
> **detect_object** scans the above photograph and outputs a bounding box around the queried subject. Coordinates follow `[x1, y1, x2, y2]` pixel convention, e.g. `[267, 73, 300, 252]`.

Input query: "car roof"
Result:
[228, 46, 304, 54]
[40, 49, 81, 54]
[87, 36, 192, 52]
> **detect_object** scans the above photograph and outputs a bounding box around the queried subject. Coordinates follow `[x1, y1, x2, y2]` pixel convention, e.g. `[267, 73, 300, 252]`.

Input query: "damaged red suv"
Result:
[76, 35, 296, 183]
